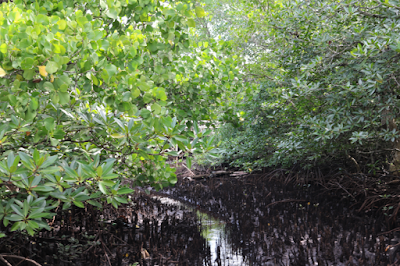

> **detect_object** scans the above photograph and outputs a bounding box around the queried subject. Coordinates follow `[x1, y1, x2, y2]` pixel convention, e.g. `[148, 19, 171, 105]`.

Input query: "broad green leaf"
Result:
[106, 7, 119, 19]
[32, 185, 55, 192]
[43, 82, 54, 91]
[44, 117, 55, 131]
[151, 103, 161, 114]
[131, 88, 140, 98]
[195, 6, 206, 18]
[186, 156, 192, 169]
[51, 92, 59, 104]
[99, 182, 107, 194]
[138, 82, 151, 92]
[87, 200, 102, 208]
[8, 95, 17, 106]
[40, 155, 58, 169]
[23, 69, 35, 80]
[53, 44, 66, 54]
[187, 19, 196, 27]
[115, 197, 127, 203]
[73, 201, 84, 208]
[102, 173, 118, 180]
[10, 205, 24, 217]
[117, 188, 134, 195]
[0, 43, 7, 54]
[46, 61, 59, 74]
[30, 97, 39, 110]
[53, 129, 65, 139]
[58, 92, 70, 105]
[57, 20, 67, 30]
[143, 93, 152, 103]
[39, 166, 60, 174]
[104, 64, 117, 81]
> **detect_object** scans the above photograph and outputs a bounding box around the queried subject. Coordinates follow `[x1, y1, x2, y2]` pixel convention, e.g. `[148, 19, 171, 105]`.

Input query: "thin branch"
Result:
[265, 198, 307, 208]
[335, 181, 356, 200]
[0, 255, 12, 266]
[1, 255, 42, 266]
[357, 10, 387, 18]
[182, 163, 195, 176]
[100, 238, 112, 266]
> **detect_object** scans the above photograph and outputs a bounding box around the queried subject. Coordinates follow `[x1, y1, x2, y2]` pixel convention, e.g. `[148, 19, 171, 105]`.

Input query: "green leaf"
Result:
[58, 92, 70, 105]
[8, 95, 17, 106]
[50, 92, 59, 104]
[45, 61, 59, 74]
[186, 156, 192, 169]
[117, 187, 134, 195]
[10, 221, 23, 231]
[57, 20, 67, 30]
[155, 88, 167, 101]
[195, 6, 206, 18]
[106, 7, 119, 19]
[104, 64, 117, 81]
[131, 88, 140, 98]
[87, 200, 102, 208]
[39, 166, 60, 174]
[10, 205, 24, 217]
[169, 175, 177, 185]
[27, 220, 39, 229]
[166, 151, 179, 156]
[99, 182, 108, 195]
[111, 133, 125, 139]
[30, 97, 39, 110]
[102, 173, 118, 180]
[53, 129, 65, 139]
[53, 43, 66, 54]
[43, 82, 54, 91]
[32, 185, 55, 192]
[138, 82, 151, 92]
[40, 156, 57, 169]
[143, 93, 152, 103]
[23, 69, 35, 80]
[29, 212, 51, 219]
[44, 117, 55, 131]
[21, 57, 35, 70]
[151, 103, 161, 114]
[0, 43, 7, 54]
[73, 201, 84, 208]
[187, 19, 196, 27]
[115, 197, 128, 203]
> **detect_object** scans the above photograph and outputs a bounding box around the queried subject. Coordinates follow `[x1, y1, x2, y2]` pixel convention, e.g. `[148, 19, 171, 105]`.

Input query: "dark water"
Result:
[1, 174, 399, 265]
[160, 174, 400, 266]
[155, 195, 246, 265]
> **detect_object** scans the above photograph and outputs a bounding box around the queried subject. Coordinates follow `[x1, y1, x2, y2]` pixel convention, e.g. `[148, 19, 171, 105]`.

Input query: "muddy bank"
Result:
[1, 168, 399, 266]
[0, 192, 209, 266]
[159, 170, 400, 265]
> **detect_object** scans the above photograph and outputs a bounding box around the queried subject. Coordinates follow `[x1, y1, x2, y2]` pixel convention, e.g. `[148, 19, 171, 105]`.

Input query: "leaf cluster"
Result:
[0, 0, 244, 236]
[210, 0, 400, 171]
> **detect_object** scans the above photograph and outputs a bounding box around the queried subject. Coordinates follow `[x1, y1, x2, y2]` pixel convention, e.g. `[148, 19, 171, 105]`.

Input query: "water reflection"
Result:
[154, 196, 246, 265]
[198, 211, 246, 266]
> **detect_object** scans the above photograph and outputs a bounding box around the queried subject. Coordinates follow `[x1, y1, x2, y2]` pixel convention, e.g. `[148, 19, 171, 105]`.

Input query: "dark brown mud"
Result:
[159, 170, 400, 266]
[0, 192, 209, 266]
[1, 168, 400, 265]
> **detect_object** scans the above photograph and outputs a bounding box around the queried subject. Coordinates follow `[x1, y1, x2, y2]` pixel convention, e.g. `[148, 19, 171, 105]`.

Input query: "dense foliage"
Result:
[0, 0, 242, 236]
[207, 0, 400, 172]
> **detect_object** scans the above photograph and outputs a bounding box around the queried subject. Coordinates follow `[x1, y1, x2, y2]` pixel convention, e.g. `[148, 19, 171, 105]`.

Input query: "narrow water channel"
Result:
[160, 175, 398, 265]
[155, 196, 247, 265]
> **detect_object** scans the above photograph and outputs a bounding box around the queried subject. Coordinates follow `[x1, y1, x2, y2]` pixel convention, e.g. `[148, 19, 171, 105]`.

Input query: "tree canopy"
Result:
[208, 0, 400, 173]
[0, 0, 243, 236]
